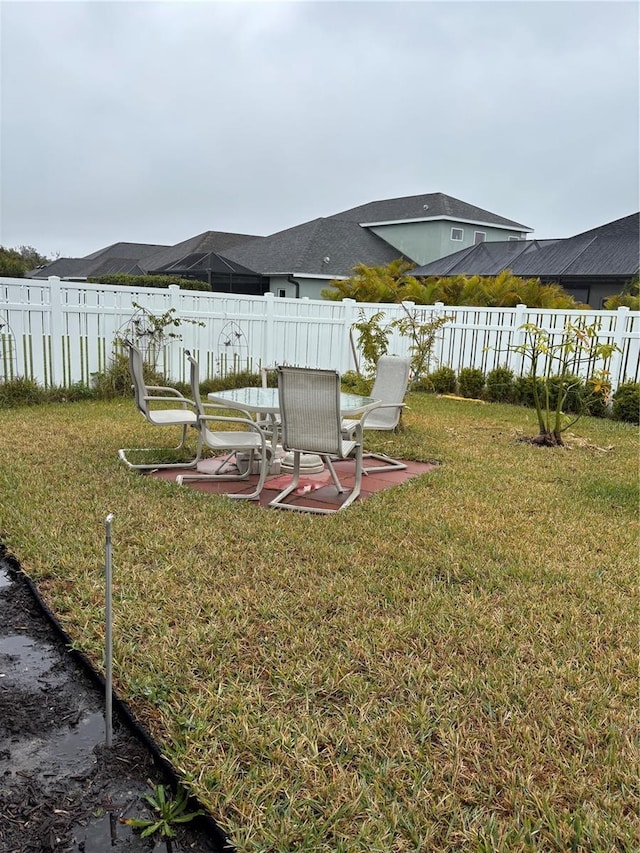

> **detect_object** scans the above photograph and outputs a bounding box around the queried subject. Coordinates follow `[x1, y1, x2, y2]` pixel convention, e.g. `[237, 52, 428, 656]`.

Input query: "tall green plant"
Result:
[389, 304, 451, 383]
[509, 319, 618, 445]
[350, 309, 391, 376]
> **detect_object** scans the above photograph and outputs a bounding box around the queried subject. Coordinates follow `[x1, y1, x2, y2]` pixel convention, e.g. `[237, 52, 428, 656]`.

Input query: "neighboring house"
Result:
[408, 212, 640, 308]
[28, 192, 532, 298]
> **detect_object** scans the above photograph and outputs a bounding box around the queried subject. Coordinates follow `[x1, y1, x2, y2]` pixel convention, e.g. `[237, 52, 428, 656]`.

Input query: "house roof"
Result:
[222, 218, 408, 277]
[152, 251, 259, 277]
[140, 230, 261, 272]
[409, 213, 640, 279]
[328, 192, 532, 232]
[82, 241, 169, 261]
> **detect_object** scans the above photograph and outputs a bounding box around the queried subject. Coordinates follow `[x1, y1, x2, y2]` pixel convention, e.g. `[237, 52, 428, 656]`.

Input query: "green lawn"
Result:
[0, 394, 637, 852]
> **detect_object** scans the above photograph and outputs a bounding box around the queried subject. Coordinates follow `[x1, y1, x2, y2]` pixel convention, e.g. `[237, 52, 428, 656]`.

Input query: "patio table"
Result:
[207, 386, 380, 473]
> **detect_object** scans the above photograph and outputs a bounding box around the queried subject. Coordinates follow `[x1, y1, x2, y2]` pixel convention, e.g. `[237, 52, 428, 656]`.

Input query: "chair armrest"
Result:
[145, 385, 190, 398]
[144, 393, 196, 409]
[359, 401, 405, 428]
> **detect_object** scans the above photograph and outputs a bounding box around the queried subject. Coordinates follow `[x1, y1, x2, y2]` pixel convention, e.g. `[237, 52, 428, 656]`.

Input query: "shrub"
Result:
[513, 375, 544, 408]
[429, 366, 457, 394]
[612, 382, 640, 423]
[411, 376, 435, 393]
[457, 367, 485, 399]
[0, 377, 45, 406]
[47, 382, 94, 403]
[485, 366, 515, 403]
[91, 353, 168, 399]
[340, 370, 373, 396]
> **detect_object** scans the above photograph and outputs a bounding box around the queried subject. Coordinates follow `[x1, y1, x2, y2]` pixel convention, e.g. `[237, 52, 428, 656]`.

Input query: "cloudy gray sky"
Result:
[1, 0, 638, 259]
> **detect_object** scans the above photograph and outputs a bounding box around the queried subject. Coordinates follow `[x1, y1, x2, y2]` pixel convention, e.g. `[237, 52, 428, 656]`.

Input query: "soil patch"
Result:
[0, 556, 233, 853]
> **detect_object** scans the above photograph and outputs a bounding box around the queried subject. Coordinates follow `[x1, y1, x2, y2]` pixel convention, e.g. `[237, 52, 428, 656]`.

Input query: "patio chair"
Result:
[341, 355, 411, 473]
[268, 366, 365, 514]
[175, 351, 268, 499]
[118, 340, 202, 470]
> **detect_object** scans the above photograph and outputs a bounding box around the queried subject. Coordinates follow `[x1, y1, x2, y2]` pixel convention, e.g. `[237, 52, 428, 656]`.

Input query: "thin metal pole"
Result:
[104, 513, 114, 747]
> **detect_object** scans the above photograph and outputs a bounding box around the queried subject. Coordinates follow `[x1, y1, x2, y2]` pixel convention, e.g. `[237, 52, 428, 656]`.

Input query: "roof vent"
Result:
[323, 256, 330, 264]
[423, 204, 429, 210]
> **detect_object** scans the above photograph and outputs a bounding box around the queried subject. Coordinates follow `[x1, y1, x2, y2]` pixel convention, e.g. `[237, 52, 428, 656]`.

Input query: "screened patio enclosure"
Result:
[150, 251, 268, 295]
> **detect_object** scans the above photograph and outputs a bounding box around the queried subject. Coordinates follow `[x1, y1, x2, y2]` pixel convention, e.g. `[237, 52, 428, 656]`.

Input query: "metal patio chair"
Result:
[175, 351, 268, 500]
[341, 355, 411, 473]
[118, 340, 202, 470]
[269, 366, 367, 514]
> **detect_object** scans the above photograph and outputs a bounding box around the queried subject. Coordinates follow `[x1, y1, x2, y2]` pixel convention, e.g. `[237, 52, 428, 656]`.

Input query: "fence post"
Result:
[510, 304, 528, 378]
[431, 302, 446, 369]
[341, 298, 357, 372]
[48, 277, 64, 388]
[608, 306, 630, 393]
[167, 285, 181, 381]
[263, 291, 276, 369]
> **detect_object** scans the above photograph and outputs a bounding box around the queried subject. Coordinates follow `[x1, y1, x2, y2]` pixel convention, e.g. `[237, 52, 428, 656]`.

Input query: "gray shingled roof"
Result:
[153, 251, 259, 276]
[222, 218, 409, 277]
[140, 230, 261, 272]
[410, 213, 639, 279]
[328, 192, 532, 231]
[82, 241, 169, 261]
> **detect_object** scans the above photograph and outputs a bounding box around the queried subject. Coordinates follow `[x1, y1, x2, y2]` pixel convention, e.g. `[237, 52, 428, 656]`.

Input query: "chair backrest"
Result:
[368, 355, 411, 430]
[185, 350, 204, 414]
[278, 366, 343, 456]
[125, 340, 151, 419]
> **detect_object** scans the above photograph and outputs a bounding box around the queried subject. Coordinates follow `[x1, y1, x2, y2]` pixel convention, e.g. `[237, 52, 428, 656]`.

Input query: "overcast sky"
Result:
[1, 0, 638, 259]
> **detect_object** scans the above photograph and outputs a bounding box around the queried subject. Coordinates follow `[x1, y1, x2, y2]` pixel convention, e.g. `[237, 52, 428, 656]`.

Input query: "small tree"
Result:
[349, 304, 451, 385]
[389, 304, 451, 383]
[510, 319, 619, 446]
[350, 309, 392, 377]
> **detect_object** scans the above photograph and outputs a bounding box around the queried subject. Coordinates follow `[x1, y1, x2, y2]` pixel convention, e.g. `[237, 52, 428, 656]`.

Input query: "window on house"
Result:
[451, 227, 464, 241]
[278, 289, 287, 298]
[474, 231, 486, 244]
[507, 236, 520, 242]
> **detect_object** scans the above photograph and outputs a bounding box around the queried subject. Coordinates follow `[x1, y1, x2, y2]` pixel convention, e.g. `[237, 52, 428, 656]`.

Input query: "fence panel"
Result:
[0, 277, 638, 392]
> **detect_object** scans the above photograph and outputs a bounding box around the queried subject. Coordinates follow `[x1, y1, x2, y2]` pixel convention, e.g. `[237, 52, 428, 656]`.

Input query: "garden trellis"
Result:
[1, 275, 638, 391]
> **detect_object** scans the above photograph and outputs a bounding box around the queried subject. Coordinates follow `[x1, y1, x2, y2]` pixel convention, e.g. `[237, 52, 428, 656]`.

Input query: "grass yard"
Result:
[0, 394, 637, 852]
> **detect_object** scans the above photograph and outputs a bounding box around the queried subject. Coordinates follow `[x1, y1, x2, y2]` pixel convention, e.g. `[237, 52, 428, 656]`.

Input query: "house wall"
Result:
[369, 221, 527, 265]
[268, 275, 335, 301]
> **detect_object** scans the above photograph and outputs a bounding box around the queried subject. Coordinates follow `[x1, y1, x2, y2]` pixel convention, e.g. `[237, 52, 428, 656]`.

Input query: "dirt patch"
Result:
[0, 557, 233, 853]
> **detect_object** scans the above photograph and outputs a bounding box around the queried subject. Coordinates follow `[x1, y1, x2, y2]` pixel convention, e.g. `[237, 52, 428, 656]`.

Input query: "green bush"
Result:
[429, 366, 457, 394]
[457, 367, 485, 399]
[340, 370, 373, 396]
[47, 382, 94, 403]
[513, 375, 545, 408]
[87, 274, 211, 292]
[612, 382, 640, 423]
[411, 376, 435, 393]
[0, 377, 45, 406]
[485, 366, 515, 403]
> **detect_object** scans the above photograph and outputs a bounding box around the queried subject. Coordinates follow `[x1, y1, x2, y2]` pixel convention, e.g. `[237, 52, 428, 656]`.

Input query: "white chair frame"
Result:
[175, 352, 269, 500]
[118, 340, 202, 471]
[342, 355, 411, 473]
[269, 366, 366, 514]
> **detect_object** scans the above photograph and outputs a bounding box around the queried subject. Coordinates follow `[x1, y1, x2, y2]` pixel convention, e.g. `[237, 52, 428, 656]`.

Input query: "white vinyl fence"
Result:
[1, 276, 638, 392]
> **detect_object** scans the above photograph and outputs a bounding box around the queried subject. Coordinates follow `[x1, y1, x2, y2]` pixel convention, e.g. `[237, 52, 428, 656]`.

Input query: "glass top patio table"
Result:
[207, 386, 379, 416]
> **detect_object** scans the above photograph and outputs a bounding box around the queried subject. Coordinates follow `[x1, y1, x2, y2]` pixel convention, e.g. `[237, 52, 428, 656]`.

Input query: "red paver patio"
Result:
[149, 457, 437, 511]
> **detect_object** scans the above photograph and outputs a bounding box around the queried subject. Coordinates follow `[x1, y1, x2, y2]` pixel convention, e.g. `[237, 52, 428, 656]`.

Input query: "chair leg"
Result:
[269, 449, 363, 514]
[362, 453, 408, 474]
[118, 427, 202, 471]
[323, 456, 345, 493]
[268, 452, 303, 508]
[176, 446, 269, 500]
